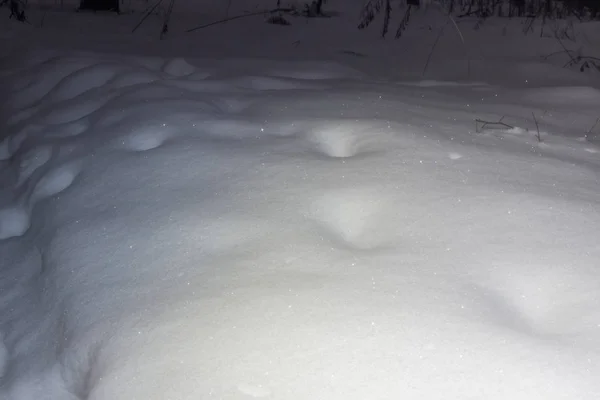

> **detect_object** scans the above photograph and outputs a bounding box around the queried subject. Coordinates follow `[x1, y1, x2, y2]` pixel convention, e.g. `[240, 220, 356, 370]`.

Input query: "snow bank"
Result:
[0, 48, 599, 400]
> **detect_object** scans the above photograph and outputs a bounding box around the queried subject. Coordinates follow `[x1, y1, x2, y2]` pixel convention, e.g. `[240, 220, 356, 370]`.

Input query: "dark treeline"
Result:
[442, 0, 599, 19]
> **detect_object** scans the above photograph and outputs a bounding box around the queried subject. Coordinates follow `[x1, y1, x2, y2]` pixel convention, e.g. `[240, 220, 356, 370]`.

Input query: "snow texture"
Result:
[1, 4, 600, 400]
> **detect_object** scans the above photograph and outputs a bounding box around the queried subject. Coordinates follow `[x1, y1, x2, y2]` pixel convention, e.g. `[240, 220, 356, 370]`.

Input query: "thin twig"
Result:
[186, 8, 292, 33]
[588, 117, 599, 136]
[447, 13, 470, 78]
[425, 3, 470, 78]
[224, 0, 232, 19]
[132, 0, 164, 33]
[160, 0, 175, 39]
[554, 34, 578, 67]
[475, 118, 514, 133]
[423, 22, 446, 77]
[40, 9, 47, 27]
[540, 13, 545, 37]
[532, 112, 542, 142]
[523, 15, 536, 35]
[542, 48, 576, 60]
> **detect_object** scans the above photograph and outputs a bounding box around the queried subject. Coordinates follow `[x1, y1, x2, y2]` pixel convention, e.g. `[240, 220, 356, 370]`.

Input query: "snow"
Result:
[0, 208, 30, 240]
[1, 2, 600, 400]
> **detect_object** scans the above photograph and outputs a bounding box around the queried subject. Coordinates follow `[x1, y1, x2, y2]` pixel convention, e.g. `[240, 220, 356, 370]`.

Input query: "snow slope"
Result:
[1, 5, 600, 400]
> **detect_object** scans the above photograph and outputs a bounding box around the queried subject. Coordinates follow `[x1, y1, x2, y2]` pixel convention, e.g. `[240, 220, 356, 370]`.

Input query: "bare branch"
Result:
[531, 112, 542, 142]
[588, 117, 600, 136]
[132, 0, 164, 33]
[475, 118, 514, 133]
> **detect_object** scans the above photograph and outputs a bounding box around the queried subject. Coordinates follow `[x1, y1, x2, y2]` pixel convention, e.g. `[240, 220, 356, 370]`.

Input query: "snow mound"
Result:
[0, 207, 30, 240]
[162, 57, 196, 77]
[16, 145, 53, 186]
[30, 162, 80, 205]
[6, 56, 100, 109]
[45, 63, 124, 103]
[306, 119, 394, 158]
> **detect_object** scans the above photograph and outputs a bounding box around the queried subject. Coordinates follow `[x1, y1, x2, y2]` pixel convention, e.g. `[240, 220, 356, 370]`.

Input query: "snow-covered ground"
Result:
[1, 2, 600, 399]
